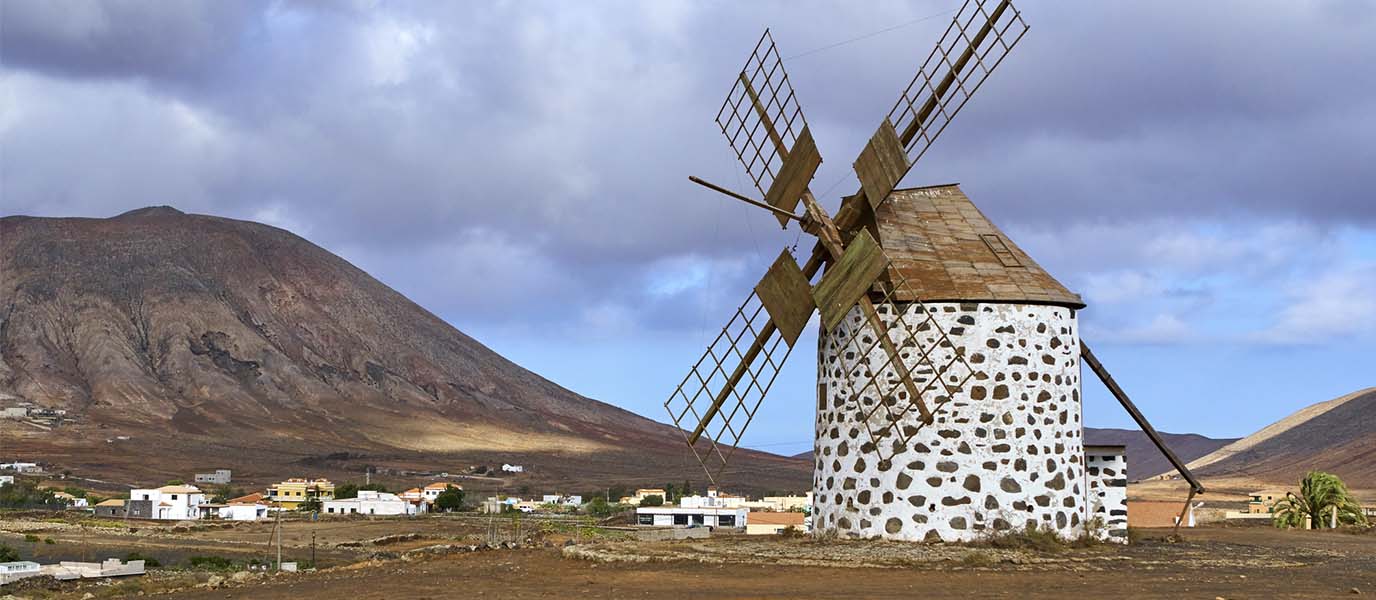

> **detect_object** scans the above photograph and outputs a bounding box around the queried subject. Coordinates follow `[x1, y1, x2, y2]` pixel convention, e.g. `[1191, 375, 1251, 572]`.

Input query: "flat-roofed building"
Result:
[127, 485, 205, 520]
[635, 506, 747, 529]
[745, 511, 806, 535]
[194, 469, 232, 485]
[323, 490, 417, 516]
[267, 478, 335, 510]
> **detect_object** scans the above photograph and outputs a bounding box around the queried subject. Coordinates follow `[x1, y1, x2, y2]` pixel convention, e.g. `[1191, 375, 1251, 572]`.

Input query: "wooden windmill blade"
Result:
[662, 263, 805, 483]
[854, 0, 1028, 210]
[716, 29, 823, 228]
[666, 30, 823, 483]
[670, 24, 980, 481]
[825, 0, 1023, 459]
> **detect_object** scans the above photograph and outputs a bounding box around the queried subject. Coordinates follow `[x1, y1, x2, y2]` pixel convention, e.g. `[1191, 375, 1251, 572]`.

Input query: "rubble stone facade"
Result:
[1085, 446, 1129, 543]
[813, 302, 1085, 542]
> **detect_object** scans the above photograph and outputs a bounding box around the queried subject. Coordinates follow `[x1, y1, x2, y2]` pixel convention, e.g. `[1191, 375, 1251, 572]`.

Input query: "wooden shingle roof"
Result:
[873, 184, 1084, 308]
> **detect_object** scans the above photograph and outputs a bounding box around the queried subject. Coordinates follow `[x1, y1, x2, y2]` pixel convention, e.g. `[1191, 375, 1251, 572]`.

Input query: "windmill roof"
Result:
[873, 184, 1084, 308]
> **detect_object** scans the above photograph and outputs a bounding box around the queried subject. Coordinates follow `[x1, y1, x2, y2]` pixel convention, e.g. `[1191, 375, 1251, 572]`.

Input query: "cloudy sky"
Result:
[3, 1, 1374, 455]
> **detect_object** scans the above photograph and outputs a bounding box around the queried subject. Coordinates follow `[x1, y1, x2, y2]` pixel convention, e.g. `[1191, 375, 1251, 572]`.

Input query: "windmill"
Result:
[664, 0, 1204, 542]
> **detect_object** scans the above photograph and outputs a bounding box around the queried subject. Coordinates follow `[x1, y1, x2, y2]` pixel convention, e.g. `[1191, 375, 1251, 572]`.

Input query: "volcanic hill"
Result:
[1083, 428, 1236, 482]
[0, 207, 808, 493]
[1181, 387, 1376, 488]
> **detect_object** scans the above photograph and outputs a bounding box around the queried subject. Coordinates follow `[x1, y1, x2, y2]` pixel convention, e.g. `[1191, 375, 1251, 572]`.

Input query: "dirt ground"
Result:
[5, 516, 1375, 599]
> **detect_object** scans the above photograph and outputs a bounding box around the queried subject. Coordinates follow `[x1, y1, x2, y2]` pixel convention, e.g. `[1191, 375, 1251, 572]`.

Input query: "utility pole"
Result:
[275, 509, 282, 570]
[311, 531, 316, 568]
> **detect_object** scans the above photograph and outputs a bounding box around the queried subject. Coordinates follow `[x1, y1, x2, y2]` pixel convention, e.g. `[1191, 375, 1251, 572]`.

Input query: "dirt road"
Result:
[158, 527, 1375, 600]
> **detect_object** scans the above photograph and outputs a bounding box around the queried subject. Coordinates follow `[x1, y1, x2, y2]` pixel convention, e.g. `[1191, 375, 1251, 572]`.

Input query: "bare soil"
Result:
[5, 515, 1375, 599]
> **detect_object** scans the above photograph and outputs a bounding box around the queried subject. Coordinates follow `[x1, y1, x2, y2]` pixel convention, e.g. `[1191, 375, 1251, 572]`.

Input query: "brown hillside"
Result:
[1183, 388, 1376, 488]
[1082, 428, 1236, 481]
[0, 207, 808, 494]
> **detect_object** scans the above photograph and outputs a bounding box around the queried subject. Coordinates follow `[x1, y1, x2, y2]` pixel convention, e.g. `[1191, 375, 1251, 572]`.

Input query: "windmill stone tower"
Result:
[813, 184, 1087, 541]
[665, 0, 1202, 545]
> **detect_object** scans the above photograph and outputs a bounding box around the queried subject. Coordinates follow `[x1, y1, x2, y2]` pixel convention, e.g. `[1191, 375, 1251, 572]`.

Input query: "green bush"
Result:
[187, 555, 237, 570]
[0, 479, 64, 510]
[24, 534, 39, 543]
[434, 485, 465, 512]
[0, 544, 18, 562]
[980, 522, 1070, 553]
[124, 552, 161, 567]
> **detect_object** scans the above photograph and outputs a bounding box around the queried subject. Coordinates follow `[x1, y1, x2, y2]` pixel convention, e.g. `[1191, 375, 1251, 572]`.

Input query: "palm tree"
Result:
[1272, 471, 1367, 529]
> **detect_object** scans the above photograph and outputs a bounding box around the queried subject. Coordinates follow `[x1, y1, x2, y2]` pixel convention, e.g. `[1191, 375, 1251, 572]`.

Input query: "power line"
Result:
[783, 7, 959, 61]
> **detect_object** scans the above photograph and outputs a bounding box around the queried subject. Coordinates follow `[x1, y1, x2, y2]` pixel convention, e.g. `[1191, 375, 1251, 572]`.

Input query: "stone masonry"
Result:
[1085, 445, 1129, 543]
[813, 301, 1084, 542]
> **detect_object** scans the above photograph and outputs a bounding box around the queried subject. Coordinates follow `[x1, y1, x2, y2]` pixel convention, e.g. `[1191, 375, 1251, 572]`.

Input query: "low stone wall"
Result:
[628, 527, 712, 542]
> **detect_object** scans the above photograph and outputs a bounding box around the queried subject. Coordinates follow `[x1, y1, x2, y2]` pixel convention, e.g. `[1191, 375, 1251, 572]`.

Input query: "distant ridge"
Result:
[1182, 388, 1376, 487]
[1083, 428, 1236, 481]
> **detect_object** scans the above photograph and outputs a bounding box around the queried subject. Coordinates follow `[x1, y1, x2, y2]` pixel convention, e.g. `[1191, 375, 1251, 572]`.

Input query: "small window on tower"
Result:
[980, 234, 1024, 268]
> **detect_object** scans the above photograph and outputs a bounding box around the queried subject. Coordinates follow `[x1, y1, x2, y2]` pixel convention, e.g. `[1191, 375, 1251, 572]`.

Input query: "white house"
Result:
[541, 494, 583, 507]
[0, 462, 41, 474]
[635, 506, 748, 529]
[0, 561, 41, 585]
[0, 475, 13, 486]
[128, 485, 205, 520]
[323, 490, 417, 516]
[757, 493, 813, 512]
[197, 502, 268, 521]
[679, 487, 746, 509]
[53, 491, 88, 508]
[422, 482, 458, 503]
[501, 464, 524, 473]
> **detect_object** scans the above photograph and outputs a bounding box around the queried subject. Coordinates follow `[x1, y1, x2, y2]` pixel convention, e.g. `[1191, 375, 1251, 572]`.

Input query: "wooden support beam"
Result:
[689, 176, 803, 225]
[738, 72, 789, 160]
[1081, 341, 1205, 495]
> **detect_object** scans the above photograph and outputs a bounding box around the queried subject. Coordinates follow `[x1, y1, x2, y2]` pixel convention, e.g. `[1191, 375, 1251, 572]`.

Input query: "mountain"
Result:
[1182, 388, 1376, 488]
[1082, 428, 1237, 482]
[0, 207, 808, 493]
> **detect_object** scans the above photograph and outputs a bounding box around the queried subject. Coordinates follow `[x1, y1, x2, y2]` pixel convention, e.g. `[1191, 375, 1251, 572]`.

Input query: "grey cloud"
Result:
[3, 0, 1375, 339]
[0, 0, 266, 83]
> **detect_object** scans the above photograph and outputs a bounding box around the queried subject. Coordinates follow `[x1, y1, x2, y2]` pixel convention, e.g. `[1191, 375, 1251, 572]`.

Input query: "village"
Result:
[1, 455, 1376, 598]
[3, 0, 1375, 597]
[0, 461, 814, 527]
[4, 453, 1376, 593]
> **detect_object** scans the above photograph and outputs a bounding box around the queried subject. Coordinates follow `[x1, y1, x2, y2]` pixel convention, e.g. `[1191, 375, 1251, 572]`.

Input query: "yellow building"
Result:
[618, 488, 668, 505]
[1249, 489, 1288, 514]
[267, 478, 335, 509]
